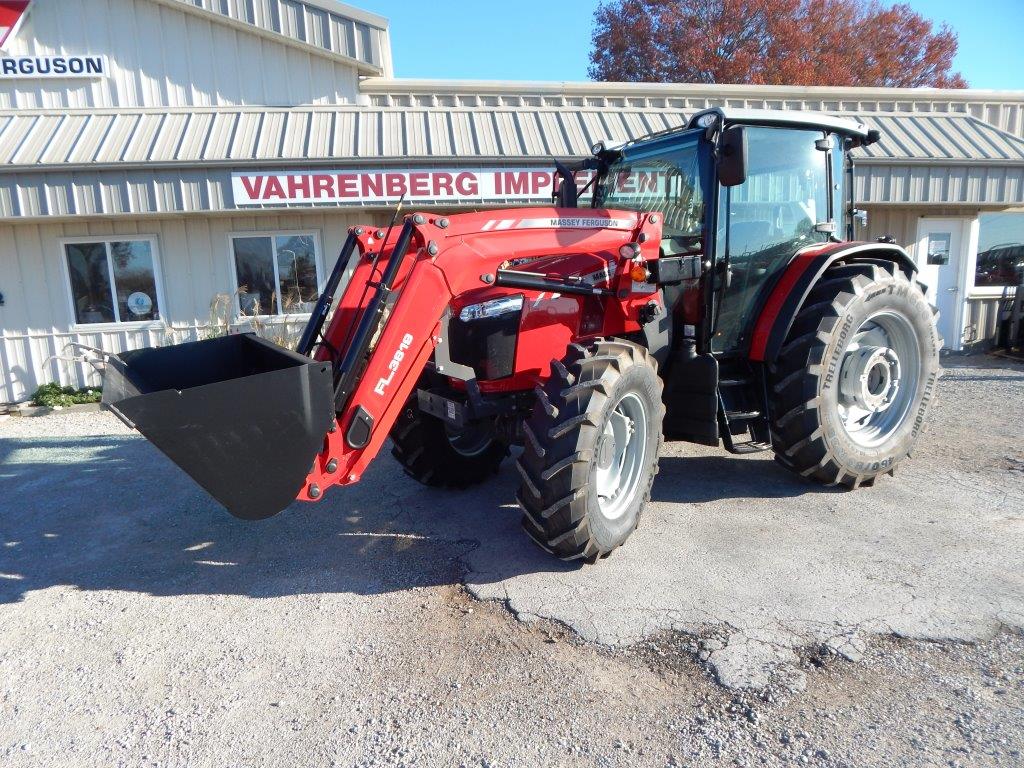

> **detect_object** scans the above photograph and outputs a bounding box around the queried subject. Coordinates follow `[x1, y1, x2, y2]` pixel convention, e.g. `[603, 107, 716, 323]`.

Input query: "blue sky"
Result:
[356, 0, 1023, 89]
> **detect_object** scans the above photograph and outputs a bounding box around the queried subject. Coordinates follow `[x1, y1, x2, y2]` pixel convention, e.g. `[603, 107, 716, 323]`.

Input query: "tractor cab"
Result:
[588, 108, 879, 357]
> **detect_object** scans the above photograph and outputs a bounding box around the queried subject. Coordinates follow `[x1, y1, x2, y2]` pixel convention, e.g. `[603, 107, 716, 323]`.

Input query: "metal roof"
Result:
[0, 107, 687, 168]
[360, 80, 1024, 140]
[3, 107, 1024, 171]
[857, 114, 1024, 163]
[3, 106, 1024, 218]
[156, 0, 390, 76]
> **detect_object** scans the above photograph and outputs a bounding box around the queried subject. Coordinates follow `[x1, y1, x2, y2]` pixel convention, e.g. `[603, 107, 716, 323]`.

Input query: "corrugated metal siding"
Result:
[3, 168, 1021, 221]
[854, 164, 1024, 206]
[859, 206, 923, 254]
[1, 207, 1006, 403]
[0, 211, 385, 403]
[963, 297, 1005, 349]
[4, 165, 630, 218]
[0, 0, 362, 109]
[164, 0, 388, 74]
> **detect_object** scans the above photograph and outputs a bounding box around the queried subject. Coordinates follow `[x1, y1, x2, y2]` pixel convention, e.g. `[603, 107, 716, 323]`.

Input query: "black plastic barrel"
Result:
[102, 334, 335, 520]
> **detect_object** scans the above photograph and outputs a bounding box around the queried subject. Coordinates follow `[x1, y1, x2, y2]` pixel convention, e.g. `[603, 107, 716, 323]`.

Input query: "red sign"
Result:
[230, 167, 569, 207]
[0, 1, 31, 49]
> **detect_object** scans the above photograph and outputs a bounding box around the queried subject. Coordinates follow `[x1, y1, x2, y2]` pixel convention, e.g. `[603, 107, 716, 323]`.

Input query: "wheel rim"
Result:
[594, 392, 648, 521]
[836, 310, 921, 448]
[444, 421, 493, 457]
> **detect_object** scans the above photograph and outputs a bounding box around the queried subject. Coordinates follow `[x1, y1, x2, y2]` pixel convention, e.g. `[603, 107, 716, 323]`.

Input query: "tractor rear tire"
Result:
[516, 339, 664, 562]
[390, 400, 508, 488]
[768, 262, 941, 488]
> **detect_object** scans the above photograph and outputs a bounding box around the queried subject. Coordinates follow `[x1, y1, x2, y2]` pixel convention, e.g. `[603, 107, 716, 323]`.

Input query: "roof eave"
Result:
[149, 0, 385, 76]
[0, 157, 575, 174]
[8, 157, 1024, 174]
[359, 78, 1024, 102]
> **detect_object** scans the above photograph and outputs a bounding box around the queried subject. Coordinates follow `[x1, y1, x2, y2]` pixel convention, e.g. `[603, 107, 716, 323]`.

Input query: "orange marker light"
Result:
[629, 263, 649, 282]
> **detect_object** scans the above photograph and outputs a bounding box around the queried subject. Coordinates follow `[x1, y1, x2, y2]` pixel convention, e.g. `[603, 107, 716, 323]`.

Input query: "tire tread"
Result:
[516, 339, 664, 560]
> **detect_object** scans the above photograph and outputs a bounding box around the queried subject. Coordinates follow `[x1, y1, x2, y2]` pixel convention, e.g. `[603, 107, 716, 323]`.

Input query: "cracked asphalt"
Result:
[469, 355, 1024, 689]
[0, 353, 1022, 766]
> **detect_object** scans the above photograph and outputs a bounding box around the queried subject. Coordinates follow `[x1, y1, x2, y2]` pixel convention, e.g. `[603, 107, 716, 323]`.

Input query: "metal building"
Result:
[1, 0, 1023, 403]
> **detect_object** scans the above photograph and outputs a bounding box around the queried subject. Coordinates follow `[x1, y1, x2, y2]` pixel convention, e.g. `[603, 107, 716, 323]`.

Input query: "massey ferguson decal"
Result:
[0, 0, 31, 49]
[232, 168, 560, 207]
[511, 217, 636, 230]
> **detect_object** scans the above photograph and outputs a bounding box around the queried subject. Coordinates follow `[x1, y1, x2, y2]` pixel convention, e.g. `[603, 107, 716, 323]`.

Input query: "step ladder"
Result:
[717, 380, 771, 455]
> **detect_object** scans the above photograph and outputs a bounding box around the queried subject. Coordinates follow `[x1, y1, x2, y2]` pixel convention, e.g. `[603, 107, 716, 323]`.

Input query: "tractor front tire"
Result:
[390, 401, 508, 488]
[516, 340, 664, 562]
[769, 262, 941, 488]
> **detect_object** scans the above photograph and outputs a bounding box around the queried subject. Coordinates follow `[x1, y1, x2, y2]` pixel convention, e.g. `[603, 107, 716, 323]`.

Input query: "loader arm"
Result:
[300, 210, 661, 503]
[302, 250, 453, 496]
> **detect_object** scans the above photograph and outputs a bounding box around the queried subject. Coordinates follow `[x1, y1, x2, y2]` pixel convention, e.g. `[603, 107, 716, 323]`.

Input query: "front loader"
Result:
[103, 108, 941, 561]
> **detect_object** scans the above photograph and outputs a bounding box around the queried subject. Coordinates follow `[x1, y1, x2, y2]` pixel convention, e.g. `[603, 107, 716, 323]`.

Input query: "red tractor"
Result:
[103, 108, 941, 562]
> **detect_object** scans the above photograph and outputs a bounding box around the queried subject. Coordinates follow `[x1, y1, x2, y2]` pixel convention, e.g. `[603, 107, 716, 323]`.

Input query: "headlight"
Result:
[458, 295, 524, 322]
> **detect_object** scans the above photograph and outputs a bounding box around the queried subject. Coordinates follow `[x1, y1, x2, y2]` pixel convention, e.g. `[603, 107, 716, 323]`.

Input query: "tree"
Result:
[589, 0, 967, 88]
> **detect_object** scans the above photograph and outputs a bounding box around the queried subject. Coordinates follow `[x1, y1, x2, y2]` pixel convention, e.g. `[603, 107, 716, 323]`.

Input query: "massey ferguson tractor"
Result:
[103, 108, 941, 562]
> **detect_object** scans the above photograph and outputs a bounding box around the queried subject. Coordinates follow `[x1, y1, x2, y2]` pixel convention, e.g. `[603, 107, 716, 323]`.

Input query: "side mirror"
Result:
[717, 125, 747, 187]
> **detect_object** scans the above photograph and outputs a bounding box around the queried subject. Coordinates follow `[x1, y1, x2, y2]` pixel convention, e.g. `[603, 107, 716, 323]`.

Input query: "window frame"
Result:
[59, 235, 167, 331]
[227, 229, 325, 319]
[966, 211, 1024, 298]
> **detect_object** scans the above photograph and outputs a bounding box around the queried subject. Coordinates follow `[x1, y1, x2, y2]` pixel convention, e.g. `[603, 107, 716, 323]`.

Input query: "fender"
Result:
[749, 242, 917, 363]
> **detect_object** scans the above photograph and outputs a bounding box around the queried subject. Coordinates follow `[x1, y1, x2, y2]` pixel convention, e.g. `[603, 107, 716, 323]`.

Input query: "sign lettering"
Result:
[230, 168, 588, 207]
[0, 55, 106, 79]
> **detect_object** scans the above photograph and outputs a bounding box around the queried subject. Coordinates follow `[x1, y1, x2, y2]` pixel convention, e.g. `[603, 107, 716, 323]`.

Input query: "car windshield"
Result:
[594, 130, 707, 244]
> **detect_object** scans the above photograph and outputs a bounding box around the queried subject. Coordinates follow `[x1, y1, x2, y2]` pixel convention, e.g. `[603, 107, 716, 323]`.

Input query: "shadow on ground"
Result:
[0, 432, 830, 605]
[651, 454, 842, 504]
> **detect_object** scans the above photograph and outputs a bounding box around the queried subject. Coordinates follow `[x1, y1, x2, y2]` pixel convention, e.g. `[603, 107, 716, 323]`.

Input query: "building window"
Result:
[63, 239, 162, 324]
[975, 213, 1024, 288]
[231, 233, 321, 316]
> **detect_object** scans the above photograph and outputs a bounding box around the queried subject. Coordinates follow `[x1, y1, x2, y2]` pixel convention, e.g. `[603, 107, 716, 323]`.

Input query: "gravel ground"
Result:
[1, 354, 1022, 767]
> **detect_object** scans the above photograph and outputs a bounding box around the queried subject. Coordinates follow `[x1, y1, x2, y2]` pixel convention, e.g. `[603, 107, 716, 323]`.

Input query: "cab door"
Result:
[712, 127, 834, 353]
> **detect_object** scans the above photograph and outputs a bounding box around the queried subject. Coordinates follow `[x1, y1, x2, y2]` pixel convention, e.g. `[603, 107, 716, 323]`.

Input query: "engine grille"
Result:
[448, 312, 518, 379]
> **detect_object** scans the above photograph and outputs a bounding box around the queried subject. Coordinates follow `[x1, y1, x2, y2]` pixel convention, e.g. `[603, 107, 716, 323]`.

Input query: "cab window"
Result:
[597, 130, 707, 258]
[714, 127, 831, 352]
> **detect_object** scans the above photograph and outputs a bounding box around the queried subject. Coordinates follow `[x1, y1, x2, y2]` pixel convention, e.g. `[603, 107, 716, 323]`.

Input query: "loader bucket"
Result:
[102, 334, 335, 520]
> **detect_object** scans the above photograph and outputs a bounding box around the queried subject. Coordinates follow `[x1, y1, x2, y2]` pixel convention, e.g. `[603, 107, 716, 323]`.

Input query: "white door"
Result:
[915, 218, 967, 351]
